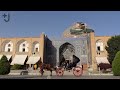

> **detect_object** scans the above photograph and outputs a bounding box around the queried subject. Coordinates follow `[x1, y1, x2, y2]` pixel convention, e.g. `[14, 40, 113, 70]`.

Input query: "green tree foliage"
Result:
[105, 35, 120, 64]
[112, 51, 120, 76]
[0, 55, 10, 75]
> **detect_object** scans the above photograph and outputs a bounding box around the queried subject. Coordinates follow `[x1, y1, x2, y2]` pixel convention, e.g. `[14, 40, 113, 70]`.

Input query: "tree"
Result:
[0, 55, 10, 75]
[112, 51, 120, 76]
[105, 35, 120, 64]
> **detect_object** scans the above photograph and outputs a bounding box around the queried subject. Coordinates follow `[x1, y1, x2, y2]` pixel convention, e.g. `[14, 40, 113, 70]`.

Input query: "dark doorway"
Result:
[59, 42, 75, 66]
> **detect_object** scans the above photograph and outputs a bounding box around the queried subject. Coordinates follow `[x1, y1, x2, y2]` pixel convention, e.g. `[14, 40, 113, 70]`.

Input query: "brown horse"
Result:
[39, 63, 54, 76]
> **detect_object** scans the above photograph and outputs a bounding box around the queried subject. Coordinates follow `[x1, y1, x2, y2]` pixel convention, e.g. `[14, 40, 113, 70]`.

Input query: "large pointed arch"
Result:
[59, 42, 75, 65]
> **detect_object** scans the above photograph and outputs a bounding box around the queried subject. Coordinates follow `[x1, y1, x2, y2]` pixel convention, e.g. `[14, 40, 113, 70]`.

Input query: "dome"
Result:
[62, 22, 94, 38]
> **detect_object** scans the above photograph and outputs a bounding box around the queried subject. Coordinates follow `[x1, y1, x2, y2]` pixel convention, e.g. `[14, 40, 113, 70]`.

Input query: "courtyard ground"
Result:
[0, 69, 118, 79]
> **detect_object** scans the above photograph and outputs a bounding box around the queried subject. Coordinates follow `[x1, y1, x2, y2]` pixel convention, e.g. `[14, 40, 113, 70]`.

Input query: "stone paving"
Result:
[0, 74, 120, 79]
[1, 69, 118, 79]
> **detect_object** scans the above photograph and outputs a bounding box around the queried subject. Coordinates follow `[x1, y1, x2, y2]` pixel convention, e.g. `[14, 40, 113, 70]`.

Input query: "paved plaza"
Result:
[0, 69, 118, 79]
[0, 75, 120, 79]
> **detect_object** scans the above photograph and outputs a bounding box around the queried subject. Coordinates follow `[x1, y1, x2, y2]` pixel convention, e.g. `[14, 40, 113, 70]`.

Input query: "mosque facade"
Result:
[0, 22, 111, 71]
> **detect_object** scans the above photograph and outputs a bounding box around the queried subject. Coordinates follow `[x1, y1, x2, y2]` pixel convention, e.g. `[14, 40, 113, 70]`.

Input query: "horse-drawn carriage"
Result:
[39, 55, 83, 77]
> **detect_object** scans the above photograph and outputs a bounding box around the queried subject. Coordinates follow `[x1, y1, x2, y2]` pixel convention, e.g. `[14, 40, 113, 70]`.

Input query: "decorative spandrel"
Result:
[70, 22, 94, 35]
[82, 40, 87, 49]
[76, 46, 80, 52]
[52, 41, 61, 46]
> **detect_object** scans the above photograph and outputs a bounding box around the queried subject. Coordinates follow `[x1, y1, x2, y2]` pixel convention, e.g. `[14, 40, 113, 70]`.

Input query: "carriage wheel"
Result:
[73, 66, 83, 77]
[56, 67, 64, 76]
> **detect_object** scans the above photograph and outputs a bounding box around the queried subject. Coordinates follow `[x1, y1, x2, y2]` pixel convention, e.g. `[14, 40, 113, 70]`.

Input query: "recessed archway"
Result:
[96, 39, 104, 52]
[32, 41, 39, 53]
[16, 39, 29, 52]
[1, 40, 13, 52]
[59, 42, 75, 66]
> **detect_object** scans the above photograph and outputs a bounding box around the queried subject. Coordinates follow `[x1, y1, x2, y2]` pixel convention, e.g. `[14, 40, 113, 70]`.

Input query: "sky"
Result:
[0, 11, 120, 38]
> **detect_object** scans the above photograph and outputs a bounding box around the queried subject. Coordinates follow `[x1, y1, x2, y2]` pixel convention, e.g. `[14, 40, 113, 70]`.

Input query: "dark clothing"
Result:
[59, 55, 65, 66]
[73, 55, 80, 63]
[66, 55, 80, 69]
